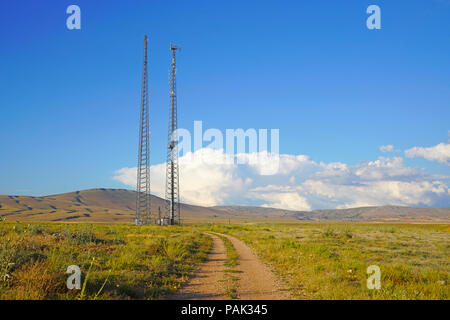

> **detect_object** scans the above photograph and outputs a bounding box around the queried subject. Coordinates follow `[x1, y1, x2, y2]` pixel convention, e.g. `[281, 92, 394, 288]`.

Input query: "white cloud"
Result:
[258, 192, 311, 211]
[301, 179, 448, 208]
[113, 148, 450, 210]
[405, 142, 450, 165]
[114, 149, 246, 207]
[380, 145, 394, 152]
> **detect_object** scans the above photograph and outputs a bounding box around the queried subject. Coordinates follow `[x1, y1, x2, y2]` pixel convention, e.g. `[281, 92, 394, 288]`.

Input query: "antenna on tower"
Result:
[165, 43, 181, 225]
[135, 35, 151, 225]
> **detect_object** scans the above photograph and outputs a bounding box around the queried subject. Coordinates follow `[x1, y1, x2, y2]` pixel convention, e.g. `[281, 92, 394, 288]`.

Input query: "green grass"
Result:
[0, 221, 211, 300]
[217, 234, 239, 267]
[1, 220, 448, 300]
[207, 223, 449, 300]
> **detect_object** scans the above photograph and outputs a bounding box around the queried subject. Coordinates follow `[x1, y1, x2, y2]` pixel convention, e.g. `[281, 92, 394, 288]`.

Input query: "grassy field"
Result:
[208, 223, 450, 300]
[0, 221, 210, 299]
[0, 220, 448, 300]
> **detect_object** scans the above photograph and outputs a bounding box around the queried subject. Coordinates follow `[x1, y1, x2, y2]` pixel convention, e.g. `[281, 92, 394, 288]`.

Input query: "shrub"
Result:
[322, 228, 336, 238]
[0, 240, 16, 286]
[12, 260, 61, 299]
[164, 242, 187, 261]
[29, 224, 49, 236]
[63, 225, 105, 245]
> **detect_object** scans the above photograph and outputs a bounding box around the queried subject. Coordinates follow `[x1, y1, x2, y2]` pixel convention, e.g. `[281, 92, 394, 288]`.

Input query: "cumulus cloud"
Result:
[114, 149, 247, 207]
[113, 148, 450, 210]
[405, 142, 450, 165]
[380, 145, 394, 152]
[302, 179, 448, 209]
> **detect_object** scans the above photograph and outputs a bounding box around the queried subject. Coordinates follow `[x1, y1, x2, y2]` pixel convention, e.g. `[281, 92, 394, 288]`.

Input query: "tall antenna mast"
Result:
[165, 43, 181, 225]
[136, 35, 151, 225]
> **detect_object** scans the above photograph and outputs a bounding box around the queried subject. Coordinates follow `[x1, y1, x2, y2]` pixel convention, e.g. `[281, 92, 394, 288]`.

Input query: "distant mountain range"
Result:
[0, 188, 449, 223]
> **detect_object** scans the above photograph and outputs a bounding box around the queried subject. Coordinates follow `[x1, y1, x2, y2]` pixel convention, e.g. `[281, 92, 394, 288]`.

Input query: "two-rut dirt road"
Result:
[169, 232, 292, 300]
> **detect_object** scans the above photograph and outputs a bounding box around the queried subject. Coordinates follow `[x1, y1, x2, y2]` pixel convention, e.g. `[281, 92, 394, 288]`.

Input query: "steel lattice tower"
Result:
[135, 35, 151, 225]
[165, 43, 181, 225]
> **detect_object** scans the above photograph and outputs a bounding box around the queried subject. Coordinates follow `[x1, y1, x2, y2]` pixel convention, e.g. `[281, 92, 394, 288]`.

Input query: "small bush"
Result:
[322, 228, 336, 238]
[29, 224, 49, 236]
[343, 230, 353, 239]
[149, 255, 168, 274]
[164, 242, 187, 261]
[63, 225, 104, 245]
[0, 240, 17, 286]
[12, 260, 62, 299]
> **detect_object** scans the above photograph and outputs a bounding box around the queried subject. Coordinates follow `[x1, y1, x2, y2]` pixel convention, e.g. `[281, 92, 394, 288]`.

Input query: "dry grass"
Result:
[0, 221, 211, 300]
[208, 223, 449, 300]
[2, 219, 448, 300]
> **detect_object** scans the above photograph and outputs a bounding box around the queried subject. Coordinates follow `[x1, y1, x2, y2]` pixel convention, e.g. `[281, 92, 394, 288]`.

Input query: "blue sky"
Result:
[0, 1, 449, 209]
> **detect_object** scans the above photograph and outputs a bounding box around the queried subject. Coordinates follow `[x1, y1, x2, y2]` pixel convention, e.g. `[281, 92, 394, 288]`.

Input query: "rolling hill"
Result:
[0, 188, 449, 223]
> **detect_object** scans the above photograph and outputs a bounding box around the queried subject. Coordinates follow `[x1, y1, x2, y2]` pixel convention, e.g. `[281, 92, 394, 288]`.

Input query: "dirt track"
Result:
[169, 232, 292, 300]
[168, 233, 227, 300]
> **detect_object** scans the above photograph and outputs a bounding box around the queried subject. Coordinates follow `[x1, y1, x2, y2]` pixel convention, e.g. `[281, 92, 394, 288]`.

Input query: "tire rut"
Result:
[170, 232, 292, 300]
[210, 232, 292, 300]
[168, 233, 227, 300]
